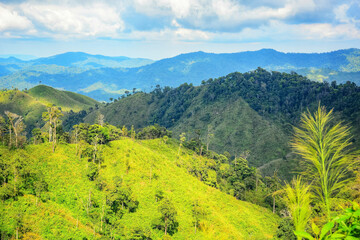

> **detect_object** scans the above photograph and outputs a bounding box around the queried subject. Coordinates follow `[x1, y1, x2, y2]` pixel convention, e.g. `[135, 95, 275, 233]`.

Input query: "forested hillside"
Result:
[84, 68, 360, 178]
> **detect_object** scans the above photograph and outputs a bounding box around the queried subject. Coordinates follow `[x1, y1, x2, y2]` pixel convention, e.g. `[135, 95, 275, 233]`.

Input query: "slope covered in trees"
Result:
[0, 138, 279, 239]
[84, 68, 360, 179]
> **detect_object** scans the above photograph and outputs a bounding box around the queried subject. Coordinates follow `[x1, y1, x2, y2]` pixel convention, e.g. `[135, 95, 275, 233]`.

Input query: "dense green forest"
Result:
[1, 68, 359, 239]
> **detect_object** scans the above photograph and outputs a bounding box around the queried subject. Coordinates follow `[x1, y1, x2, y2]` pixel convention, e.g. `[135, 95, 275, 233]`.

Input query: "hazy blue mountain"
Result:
[29, 52, 154, 68]
[1, 49, 359, 101]
[0, 52, 154, 74]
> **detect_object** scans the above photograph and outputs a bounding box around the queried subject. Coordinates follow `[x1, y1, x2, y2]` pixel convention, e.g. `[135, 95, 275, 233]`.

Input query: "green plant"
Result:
[276, 176, 312, 240]
[291, 105, 356, 221]
[295, 202, 360, 240]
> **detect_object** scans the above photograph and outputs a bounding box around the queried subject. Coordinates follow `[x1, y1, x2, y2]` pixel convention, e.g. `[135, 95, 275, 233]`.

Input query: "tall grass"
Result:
[291, 105, 356, 221]
[277, 176, 312, 240]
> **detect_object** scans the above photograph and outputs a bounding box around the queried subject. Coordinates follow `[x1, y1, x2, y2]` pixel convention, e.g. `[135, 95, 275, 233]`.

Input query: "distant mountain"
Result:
[28, 52, 154, 68]
[1, 49, 359, 101]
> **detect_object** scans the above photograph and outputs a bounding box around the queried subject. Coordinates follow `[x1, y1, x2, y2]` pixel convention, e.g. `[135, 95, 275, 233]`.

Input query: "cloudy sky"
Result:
[0, 0, 359, 59]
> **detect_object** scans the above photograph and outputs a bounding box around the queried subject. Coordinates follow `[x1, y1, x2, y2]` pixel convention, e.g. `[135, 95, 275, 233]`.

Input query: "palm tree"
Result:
[291, 105, 356, 221]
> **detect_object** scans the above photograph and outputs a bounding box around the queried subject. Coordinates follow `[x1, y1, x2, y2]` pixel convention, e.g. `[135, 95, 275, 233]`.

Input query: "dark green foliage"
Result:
[108, 186, 139, 216]
[86, 162, 98, 181]
[153, 198, 178, 236]
[137, 124, 172, 140]
[276, 218, 296, 240]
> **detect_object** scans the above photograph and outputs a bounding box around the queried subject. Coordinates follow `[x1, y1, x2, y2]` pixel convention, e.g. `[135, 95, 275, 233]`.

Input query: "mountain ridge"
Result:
[1, 48, 360, 101]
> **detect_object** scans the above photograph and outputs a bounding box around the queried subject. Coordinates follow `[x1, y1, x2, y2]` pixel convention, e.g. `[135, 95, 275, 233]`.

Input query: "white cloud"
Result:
[0, 3, 33, 32]
[20, 2, 124, 38]
[0, 0, 359, 43]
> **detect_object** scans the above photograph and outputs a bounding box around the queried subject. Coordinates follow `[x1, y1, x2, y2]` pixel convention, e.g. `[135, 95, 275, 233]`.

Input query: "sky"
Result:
[0, 0, 359, 60]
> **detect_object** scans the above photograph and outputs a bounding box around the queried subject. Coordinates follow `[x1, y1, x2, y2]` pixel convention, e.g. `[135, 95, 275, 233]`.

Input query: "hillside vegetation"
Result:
[28, 85, 98, 112]
[83, 68, 360, 179]
[0, 85, 98, 132]
[0, 139, 279, 239]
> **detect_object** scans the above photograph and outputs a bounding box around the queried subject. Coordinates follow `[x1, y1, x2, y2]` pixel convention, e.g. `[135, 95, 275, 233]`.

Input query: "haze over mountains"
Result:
[1, 48, 360, 101]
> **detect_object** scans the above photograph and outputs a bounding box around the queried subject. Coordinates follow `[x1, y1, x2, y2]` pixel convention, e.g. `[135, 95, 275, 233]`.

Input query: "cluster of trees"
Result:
[174, 131, 285, 213]
[201, 68, 360, 129]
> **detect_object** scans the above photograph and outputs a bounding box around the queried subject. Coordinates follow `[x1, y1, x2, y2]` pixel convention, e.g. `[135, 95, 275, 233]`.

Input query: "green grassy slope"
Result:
[0, 86, 98, 131]
[0, 139, 279, 239]
[0, 89, 46, 128]
[28, 85, 98, 112]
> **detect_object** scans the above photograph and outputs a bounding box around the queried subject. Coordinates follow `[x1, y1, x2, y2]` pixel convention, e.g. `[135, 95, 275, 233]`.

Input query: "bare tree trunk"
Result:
[52, 120, 57, 152]
[13, 165, 16, 193]
[49, 123, 52, 143]
[93, 142, 97, 163]
[14, 131, 18, 148]
[273, 196, 276, 213]
[9, 125, 12, 148]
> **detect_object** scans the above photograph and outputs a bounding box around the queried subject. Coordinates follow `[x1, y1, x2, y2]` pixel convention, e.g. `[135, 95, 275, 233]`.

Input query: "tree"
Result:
[0, 115, 6, 143]
[291, 106, 357, 221]
[192, 200, 208, 233]
[88, 124, 105, 165]
[122, 125, 128, 137]
[206, 124, 214, 151]
[96, 113, 105, 126]
[42, 105, 63, 152]
[13, 116, 25, 148]
[5, 111, 25, 148]
[5, 111, 17, 148]
[178, 132, 186, 156]
[130, 125, 135, 140]
[31, 128, 42, 145]
[158, 198, 178, 235]
[276, 176, 312, 240]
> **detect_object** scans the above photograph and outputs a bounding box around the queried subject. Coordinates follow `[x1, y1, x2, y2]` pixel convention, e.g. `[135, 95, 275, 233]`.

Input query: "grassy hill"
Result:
[0, 139, 279, 239]
[28, 85, 98, 112]
[0, 85, 98, 132]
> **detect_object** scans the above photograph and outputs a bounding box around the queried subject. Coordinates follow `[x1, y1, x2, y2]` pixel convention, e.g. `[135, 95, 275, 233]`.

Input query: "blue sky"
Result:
[0, 0, 359, 60]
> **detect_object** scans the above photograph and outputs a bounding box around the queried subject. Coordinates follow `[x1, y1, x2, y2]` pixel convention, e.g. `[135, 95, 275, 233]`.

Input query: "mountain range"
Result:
[1, 49, 359, 101]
